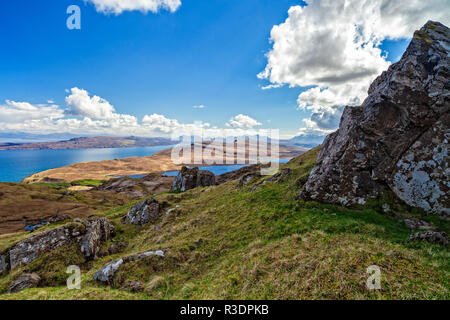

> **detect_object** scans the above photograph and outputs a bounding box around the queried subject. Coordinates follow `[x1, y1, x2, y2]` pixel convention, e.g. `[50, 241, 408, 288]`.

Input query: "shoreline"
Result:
[20, 144, 306, 184]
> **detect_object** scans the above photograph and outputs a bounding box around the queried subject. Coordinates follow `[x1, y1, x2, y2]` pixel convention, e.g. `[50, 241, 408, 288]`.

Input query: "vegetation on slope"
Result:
[0, 148, 448, 299]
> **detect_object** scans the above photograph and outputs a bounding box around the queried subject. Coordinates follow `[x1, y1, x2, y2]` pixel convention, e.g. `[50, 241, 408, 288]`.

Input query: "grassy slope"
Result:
[0, 148, 448, 300]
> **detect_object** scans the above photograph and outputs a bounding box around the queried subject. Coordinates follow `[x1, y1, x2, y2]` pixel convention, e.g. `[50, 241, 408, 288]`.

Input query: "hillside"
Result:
[0, 136, 176, 151]
[0, 148, 448, 299]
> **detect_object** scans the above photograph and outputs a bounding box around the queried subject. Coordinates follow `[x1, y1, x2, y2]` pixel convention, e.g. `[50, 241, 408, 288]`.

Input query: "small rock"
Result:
[108, 242, 127, 255]
[47, 214, 70, 223]
[239, 173, 259, 187]
[122, 281, 144, 292]
[94, 250, 166, 283]
[8, 273, 41, 293]
[408, 231, 449, 246]
[404, 219, 436, 231]
[93, 259, 124, 283]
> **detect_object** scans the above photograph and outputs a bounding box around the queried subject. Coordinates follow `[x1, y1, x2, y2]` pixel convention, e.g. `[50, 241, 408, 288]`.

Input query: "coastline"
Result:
[21, 144, 306, 183]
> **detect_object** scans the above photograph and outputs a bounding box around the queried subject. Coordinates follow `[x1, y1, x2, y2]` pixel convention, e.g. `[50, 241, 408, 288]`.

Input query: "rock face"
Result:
[4, 217, 115, 272]
[80, 217, 115, 260]
[8, 273, 41, 293]
[8, 224, 84, 269]
[171, 166, 215, 192]
[122, 198, 161, 226]
[300, 21, 449, 216]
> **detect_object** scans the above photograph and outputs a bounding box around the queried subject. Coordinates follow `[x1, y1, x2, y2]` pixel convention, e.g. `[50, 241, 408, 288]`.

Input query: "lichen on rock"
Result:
[300, 21, 449, 216]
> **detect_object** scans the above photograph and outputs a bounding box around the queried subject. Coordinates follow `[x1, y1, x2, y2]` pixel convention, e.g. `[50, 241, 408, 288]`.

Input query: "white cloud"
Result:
[261, 84, 282, 90]
[1, 89, 266, 138]
[86, 0, 182, 15]
[192, 105, 206, 109]
[0, 100, 64, 123]
[260, 0, 450, 136]
[226, 114, 262, 129]
[65, 87, 116, 120]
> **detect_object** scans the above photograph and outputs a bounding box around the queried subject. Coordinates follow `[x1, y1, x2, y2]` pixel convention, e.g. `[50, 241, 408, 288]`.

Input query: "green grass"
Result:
[0, 148, 448, 300]
[34, 179, 105, 190]
[71, 179, 105, 187]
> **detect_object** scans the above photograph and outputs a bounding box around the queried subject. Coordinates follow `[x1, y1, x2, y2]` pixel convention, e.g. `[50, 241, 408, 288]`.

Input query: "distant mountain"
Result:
[0, 132, 82, 143]
[0, 136, 178, 150]
[281, 134, 326, 149]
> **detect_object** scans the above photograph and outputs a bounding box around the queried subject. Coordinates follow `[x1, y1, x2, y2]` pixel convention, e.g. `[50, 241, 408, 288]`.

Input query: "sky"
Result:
[0, 0, 448, 141]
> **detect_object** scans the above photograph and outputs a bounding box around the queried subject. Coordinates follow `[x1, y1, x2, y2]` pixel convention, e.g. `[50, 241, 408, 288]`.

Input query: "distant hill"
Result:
[281, 134, 326, 149]
[0, 136, 178, 150]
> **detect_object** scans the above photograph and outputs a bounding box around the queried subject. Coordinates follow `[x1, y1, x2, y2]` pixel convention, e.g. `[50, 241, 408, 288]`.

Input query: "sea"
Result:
[0, 146, 291, 182]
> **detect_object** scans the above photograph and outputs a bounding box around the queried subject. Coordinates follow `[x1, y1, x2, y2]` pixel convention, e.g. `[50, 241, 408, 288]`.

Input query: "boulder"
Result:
[171, 167, 215, 192]
[7, 273, 41, 293]
[300, 21, 449, 216]
[408, 231, 449, 246]
[122, 198, 161, 226]
[80, 217, 116, 260]
[94, 250, 166, 284]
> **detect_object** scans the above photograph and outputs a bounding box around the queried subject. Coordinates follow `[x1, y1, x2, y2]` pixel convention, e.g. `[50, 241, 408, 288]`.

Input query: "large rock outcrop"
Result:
[2, 217, 115, 273]
[300, 21, 449, 216]
[171, 166, 215, 192]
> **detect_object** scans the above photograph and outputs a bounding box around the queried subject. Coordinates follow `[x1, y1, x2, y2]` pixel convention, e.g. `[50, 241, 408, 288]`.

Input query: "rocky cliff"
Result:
[300, 21, 449, 216]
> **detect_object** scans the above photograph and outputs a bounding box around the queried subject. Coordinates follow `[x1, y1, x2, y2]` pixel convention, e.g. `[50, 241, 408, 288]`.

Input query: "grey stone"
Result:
[122, 198, 161, 226]
[80, 217, 116, 260]
[7, 217, 114, 270]
[171, 167, 215, 192]
[300, 21, 450, 216]
[7, 273, 41, 293]
[408, 231, 449, 246]
[9, 225, 81, 269]
[404, 219, 436, 231]
[94, 250, 166, 283]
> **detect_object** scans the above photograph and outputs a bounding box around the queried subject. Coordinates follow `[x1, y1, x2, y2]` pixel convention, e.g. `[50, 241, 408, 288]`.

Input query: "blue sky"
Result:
[0, 0, 441, 140]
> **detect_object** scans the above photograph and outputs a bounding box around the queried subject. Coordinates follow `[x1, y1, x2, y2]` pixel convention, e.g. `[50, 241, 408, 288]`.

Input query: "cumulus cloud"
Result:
[226, 114, 262, 129]
[259, 0, 450, 137]
[192, 105, 206, 109]
[0, 100, 64, 123]
[86, 0, 182, 15]
[0, 88, 265, 139]
[65, 87, 116, 120]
